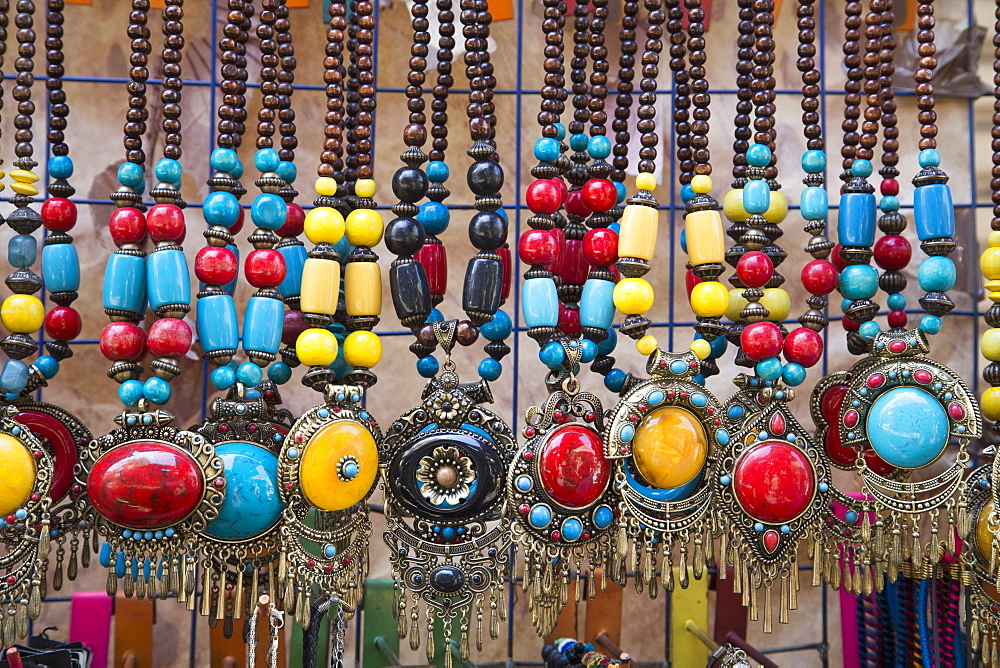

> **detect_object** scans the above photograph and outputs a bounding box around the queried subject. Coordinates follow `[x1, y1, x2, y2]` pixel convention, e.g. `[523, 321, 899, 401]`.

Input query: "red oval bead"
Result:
[539, 425, 610, 508]
[244, 249, 287, 288]
[44, 306, 82, 341]
[41, 197, 78, 231]
[914, 370, 932, 384]
[195, 246, 239, 286]
[880, 178, 899, 196]
[887, 310, 908, 328]
[734, 441, 815, 524]
[547, 227, 567, 275]
[581, 179, 617, 213]
[685, 269, 701, 298]
[14, 409, 77, 502]
[147, 318, 193, 358]
[582, 228, 618, 266]
[740, 321, 783, 361]
[282, 310, 309, 346]
[736, 251, 773, 288]
[557, 238, 589, 285]
[498, 245, 512, 300]
[415, 243, 448, 296]
[88, 442, 204, 529]
[564, 189, 591, 218]
[783, 327, 823, 368]
[99, 322, 147, 362]
[801, 259, 838, 295]
[559, 305, 581, 335]
[518, 229, 559, 266]
[841, 315, 860, 332]
[819, 384, 855, 467]
[873, 234, 911, 271]
[230, 206, 246, 235]
[146, 204, 186, 242]
[109, 208, 147, 246]
[525, 179, 562, 215]
[276, 202, 305, 237]
[549, 177, 568, 203]
[830, 244, 848, 272]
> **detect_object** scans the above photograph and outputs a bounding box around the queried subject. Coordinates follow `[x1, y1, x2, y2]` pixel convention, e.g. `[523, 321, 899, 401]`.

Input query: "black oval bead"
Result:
[391, 166, 429, 202]
[430, 566, 465, 593]
[466, 160, 504, 196]
[384, 217, 425, 256]
[462, 257, 502, 321]
[389, 262, 432, 322]
[468, 211, 507, 250]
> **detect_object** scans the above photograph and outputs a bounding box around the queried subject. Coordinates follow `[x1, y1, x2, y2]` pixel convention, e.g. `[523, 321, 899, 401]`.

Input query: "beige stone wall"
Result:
[12, 0, 999, 664]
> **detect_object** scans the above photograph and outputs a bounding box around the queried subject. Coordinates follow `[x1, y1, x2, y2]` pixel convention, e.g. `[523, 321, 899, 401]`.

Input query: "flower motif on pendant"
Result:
[416, 446, 476, 506]
[426, 392, 470, 422]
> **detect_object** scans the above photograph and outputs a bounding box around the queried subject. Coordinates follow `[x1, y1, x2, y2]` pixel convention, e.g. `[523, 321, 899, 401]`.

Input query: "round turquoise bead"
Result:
[580, 339, 597, 363]
[867, 386, 949, 468]
[839, 264, 879, 300]
[276, 161, 297, 185]
[418, 201, 450, 235]
[597, 327, 617, 355]
[614, 180, 627, 203]
[755, 357, 783, 381]
[426, 161, 449, 183]
[529, 504, 552, 528]
[605, 368, 626, 392]
[143, 377, 171, 405]
[539, 341, 566, 369]
[231, 160, 244, 179]
[211, 365, 236, 390]
[48, 155, 73, 179]
[679, 229, 687, 252]
[205, 442, 285, 540]
[561, 518, 583, 541]
[887, 293, 906, 310]
[920, 314, 942, 335]
[236, 362, 263, 387]
[8, 234, 36, 269]
[35, 355, 59, 379]
[681, 184, 694, 203]
[746, 143, 771, 167]
[254, 148, 281, 173]
[851, 159, 873, 178]
[210, 148, 240, 173]
[268, 361, 292, 384]
[588, 135, 612, 159]
[918, 148, 941, 168]
[801, 149, 826, 173]
[708, 333, 728, 358]
[570, 133, 589, 151]
[203, 191, 242, 228]
[154, 158, 182, 185]
[841, 298, 852, 313]
[879, 195, 900, 212]
[119, 380, 144, 406]
[553, 123, 567, 140]
[480, 309, 512, 340]
[251, 193, 287, 230]
[533, 137, 560, 162]
[593, 506, 613, 529]
[917, 256, 956, 292]
[417, 356, 439, 378]
[478, 358, 502, 381]
[782, 362, 806, 386]
[859, 320, 881, 341]
[427, 308, 444, 323]
[117, 162, 144, 188]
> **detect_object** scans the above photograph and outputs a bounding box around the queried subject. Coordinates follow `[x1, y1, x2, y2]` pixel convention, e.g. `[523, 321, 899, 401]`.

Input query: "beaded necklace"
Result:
[835, 0, 981, 580]
[84, 0, 225, 604]
[379, 0, 516, 659]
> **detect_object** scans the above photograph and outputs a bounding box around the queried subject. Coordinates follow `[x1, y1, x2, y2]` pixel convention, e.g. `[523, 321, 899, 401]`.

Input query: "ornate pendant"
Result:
[508, 347, 615, 636]
[191, 382, 291, 633]
[0, 405, 55, 645]
[718, 377, 830, 632]
[962, 462, 999, 662]
[81, 407, 225, 603]
[277, 383, 379, 630]
[380, 322, 515, 667]
[837, 329, 979, 574]
[602, 348, 724, 596]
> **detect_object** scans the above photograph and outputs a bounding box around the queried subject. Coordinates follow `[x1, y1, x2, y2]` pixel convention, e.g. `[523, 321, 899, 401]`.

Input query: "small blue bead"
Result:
[143, 377, 171, 405]
[268, 361, 292, 384]
[755, 357, 783, 381]
[917, 256, 956, 292]
[851, 159, 873, 178]
[254, 148, 281, 173]
[426, 161, 450, 183]
[839, 264, 879, 300]
[0, 360, 28, 394]
[237, 362, 264, 387]
[920, 314, 942, 335]
[210, 148, 240, 173]
[693, 374, 706, 386]
[478, 358, 502, 381]
[35, 356, 59, 380]
[117, 162, 144, 188]
[570, 133, 589, 151]
[539, 341, 566, 369]
[3, 394, 16, 402]
[605, 368, 627, 392]
[533, 137, 561, 162]
[417, 356, 439, 378]
[859, 320, 881, 342]
[679, 228, 687, 252]
[426, 308, 444, 323]
[588, 135, 612, 159]
[887, 292, 906, 310]
[680, 184, 694, 204]
[118, 380, 144, 407]
[746, 143, 772, 167]
[597, 327, 617, 355]
[801, 149, 826, 173]
[48, 155, 74, 179]
[7, 234, 36, 269]
[276, 160, 297, 185]
[553, 123, 567, 140]
[782, 362, 807, 386]
[418, 201, 450, 235]
[342, 461, 359, 480]
[154, 158, 182, 185]
[480, 310, 513, 341]
[203, 191, 242, 228]
[251, 193, 288, 230]
[918, 148, 941, 168]
[879, 195, 900, 212]
[245, 389, 261, 400]
[614, 180, 627, 203]
[210, 365, 236, 390]
[580, 339, 598, 363]
[743, 179, 770, 215]
[231, 160, 244, 179]
[800, 186, 828, 220]
[708, 334, 728, 358]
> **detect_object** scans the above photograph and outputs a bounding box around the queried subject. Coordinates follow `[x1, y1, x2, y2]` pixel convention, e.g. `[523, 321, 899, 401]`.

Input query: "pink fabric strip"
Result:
[69, 591, 113, 668]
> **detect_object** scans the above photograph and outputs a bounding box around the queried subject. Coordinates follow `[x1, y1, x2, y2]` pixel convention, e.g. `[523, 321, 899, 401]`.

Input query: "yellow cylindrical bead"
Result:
[345, 261, 382, 316]
[1, 295, 44, 334]
[296, 328, 339, 367]
[725, 289, 748, 322]
[685, 209, 725, 265]
[982, 247, 1000, 280]
[690, 174, 712, 193]
[763, 189, 788, 224]
[689, 338, 712, 360]
[983, 386, 1000, 422]
[617, 204, 658, 261]
[690, 281, 729, 318]
[613, 278, 655, 315]
[315, 177, 338, 197]
[636, 173, 657, 191]
[761, 288, 791, 322]
[355, 179, 377, 198]
[983, 328, 1000, 361]
[343, 330, 383, 368]
[300, 258, 341, 316]
[304, 207, 345, 245]
[990, 230, 1000, 247]
[636, 334, 658, 356]
[723, 188, 746, 223]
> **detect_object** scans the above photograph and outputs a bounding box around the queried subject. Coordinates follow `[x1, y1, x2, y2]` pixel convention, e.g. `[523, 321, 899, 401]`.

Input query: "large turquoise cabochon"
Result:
[866, 387, 949, 469]
[205, 441, 285, 540]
